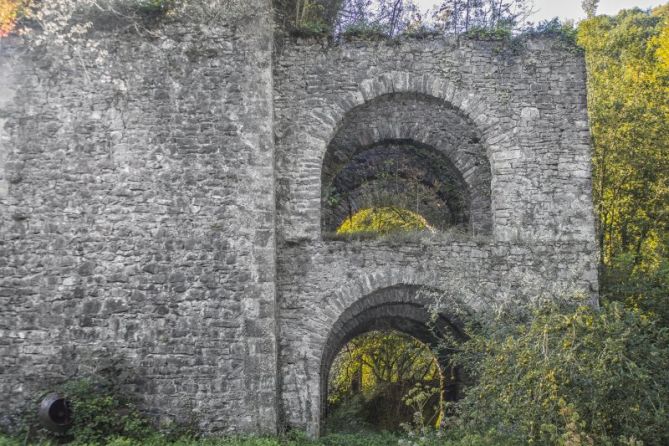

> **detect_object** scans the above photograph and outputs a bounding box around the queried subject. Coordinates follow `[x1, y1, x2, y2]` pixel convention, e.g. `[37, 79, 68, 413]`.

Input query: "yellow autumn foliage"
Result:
[0, 0, 28, 37]
[336, 207, 429, 236]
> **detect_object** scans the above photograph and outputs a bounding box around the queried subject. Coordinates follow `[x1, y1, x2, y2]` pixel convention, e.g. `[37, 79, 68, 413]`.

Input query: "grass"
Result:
[0, 432, 403, 446]
[0, 430, 526, 446]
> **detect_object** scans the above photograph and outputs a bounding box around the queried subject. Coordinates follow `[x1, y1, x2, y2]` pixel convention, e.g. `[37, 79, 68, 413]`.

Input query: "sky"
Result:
[414, 0, 665, 22]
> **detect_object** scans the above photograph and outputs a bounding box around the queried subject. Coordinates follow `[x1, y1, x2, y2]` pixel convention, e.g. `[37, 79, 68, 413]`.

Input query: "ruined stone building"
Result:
[0, 0, 598, 436]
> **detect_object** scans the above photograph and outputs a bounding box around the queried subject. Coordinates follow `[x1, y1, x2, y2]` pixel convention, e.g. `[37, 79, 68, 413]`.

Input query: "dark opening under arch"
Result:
[319, 285, 468, 434]
[321, 92, 492, 236]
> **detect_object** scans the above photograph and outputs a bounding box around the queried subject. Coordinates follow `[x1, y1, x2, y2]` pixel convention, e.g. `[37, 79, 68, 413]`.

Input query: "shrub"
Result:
[463, 26, 511, 41]
[602, 254, 669, 327]
[336, 207, 429, 236]
[135, 0, 174, 16]
[340, 22, 387, 41]
[290, 19, 330, 38]
[451, 301, 669, 445]
[520, 18, 579, 44]
[58, 378, 153, 444]
[19, 377, 155, 445]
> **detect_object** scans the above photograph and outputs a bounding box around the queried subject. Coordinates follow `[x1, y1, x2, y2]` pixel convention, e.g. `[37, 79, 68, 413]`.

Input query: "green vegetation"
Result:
[339, 22, 388, 40]
[336, 207, 430, 236]
[327, 331, 441, 432]
[601, 254, 669, 327]
[135, 0, 174, 15]
[0, 432, 402, 446]
[284, 0, 536, 40]
[19, 378, 157, 445]
[0, 430, 528, 446]
[448, 300, 669, 445]
[579, 5, 669, 269]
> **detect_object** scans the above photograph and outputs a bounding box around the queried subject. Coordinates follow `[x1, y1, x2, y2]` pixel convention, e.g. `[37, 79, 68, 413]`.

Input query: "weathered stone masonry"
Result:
[0, 3, 277, 434]
[1, 2, 597, 437]
[274, 37, 598, 434]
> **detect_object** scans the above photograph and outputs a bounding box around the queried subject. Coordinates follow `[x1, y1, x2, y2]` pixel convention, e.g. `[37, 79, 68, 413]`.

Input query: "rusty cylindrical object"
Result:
[37, 393, 72, 433]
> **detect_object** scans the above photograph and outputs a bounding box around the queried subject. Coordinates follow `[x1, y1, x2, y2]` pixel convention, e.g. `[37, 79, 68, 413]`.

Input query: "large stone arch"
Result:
[318, 71, 508, 144]
[321, 93, 492, 234]
[316, 283, 469, 435]
[278, 265, 477, 435]
[276, 71, 516, 241]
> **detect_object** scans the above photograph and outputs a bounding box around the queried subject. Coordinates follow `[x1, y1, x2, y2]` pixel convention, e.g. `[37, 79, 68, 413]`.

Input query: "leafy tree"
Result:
[333, 0, 420, 37]
[578, 7, 669, 269]
[581, 0, 598, 19]
[284, 0, 534, 38]
[432, 0, 532, 35]
[327, 331, 441, 432]
[601, 252, 669, 327]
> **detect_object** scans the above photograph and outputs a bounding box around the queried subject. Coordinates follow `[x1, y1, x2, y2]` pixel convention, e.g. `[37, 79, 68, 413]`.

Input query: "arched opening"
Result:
[321, 92, 492, 238]
[319, 285, 467, 435]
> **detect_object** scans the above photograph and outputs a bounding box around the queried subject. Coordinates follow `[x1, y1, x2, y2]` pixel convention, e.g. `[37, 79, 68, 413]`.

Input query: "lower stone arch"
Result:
[318, 284, 467, 435]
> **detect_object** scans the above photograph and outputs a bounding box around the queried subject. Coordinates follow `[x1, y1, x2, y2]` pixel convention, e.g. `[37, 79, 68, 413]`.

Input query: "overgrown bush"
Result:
[602, 254, 669, 327]
[135, 0, 174, 15]
[0, 431, 404, 446]
[22, 378, 154, 445]
[336, 207, 430, 236]
[340, 22, 388, 41]
[462, 25, 511, 41]
[291, 19, 330, 37]
[520, 17, 578, 44]
[449, 300, 669, 445]
[63, 379, 154, 444]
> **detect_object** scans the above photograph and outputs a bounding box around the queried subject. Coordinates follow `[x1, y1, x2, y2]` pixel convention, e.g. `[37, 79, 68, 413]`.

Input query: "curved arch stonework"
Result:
[277, 240, 598, 435]
[317, 284, 467, 433]
[276, 71, 509, 242]
[321, 94, 492, 234]
[279, 266, 449, 435]
[324, 141, 470, 232]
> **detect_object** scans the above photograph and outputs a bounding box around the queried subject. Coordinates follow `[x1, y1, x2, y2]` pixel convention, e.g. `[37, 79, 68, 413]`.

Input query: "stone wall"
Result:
[0, 17, 598, 437]
[274, 36, 595, 243]
[0, 2, 277, 434]
[273, 36, 598, 435]
[277, 239, 598, 433]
